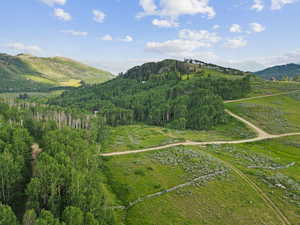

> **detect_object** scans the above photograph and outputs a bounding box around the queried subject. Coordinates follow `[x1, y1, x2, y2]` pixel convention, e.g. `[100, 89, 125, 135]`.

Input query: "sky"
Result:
[0, 0, 299, 74]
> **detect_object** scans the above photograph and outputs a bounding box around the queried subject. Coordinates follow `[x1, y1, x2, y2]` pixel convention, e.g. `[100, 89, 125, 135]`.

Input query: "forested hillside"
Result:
[255, 63, 300, 80]
[0, 53, 113, 92]
[50, 59, 251, 130]
[0, 100, 117, 225]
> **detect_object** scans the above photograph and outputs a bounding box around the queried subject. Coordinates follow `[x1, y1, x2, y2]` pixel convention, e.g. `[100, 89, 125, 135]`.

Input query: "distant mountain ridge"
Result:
[0, 53, 113, 92]
[255, 63, 300, 80]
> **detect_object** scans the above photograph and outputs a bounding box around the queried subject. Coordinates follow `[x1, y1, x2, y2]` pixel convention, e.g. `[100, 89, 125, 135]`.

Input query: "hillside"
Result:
[0, 53, 113, 92]
[255, 63, 300, 80]
[123, 59, 249, 80]
[50, 59, 251, 130]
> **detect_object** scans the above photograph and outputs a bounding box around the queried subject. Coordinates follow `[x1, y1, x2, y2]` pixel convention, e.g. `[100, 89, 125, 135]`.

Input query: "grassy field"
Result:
[248, 80, 300, 97]
[226, 92, 300, 134]
[103, 115, 256, 153]
[102, 136, 300, 225]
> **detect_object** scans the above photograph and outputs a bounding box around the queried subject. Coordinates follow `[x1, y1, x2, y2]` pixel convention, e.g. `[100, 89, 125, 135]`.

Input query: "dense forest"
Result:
[0, 101, 116, 225]
[50, 59, 251, 130]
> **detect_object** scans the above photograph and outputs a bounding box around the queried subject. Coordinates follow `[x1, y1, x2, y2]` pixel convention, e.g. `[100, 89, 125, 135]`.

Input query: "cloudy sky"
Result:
[0, 0, 299, 74]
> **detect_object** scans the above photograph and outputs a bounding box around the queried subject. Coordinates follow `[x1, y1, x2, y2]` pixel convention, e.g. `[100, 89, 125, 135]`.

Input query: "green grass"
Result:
[103, 116, 256, 153]
[226, 93, 300, 134]
[103, 138, 300, 225]
[248, 80, 300, 97]
[203, 136, 300, 225]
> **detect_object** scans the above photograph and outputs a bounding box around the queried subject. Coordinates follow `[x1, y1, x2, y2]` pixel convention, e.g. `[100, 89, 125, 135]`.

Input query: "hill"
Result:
[50, 59, 251, 130]
[255, 63, 300, 80]
[0, 53, 113, 92]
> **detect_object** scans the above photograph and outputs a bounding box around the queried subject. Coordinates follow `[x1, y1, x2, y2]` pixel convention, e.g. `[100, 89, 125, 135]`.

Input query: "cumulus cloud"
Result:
[40, 0, 66, 6]
[6, 42, 42, 54]
[62, 30, 88, 36]
[147, 39, 210, 54]
[179, 29, 221, 43]
[229, 24, 242, 33]
[249, 23, 266, 32]
[138, 0, 216, 19]
[146, 29, 221, 58]
[212, 25, 220, 30]
[93, 10, 106, 23]
[224, 37, 248, 48]
[152, 19, 179, 28]
[120, 35, 134, 42]
[251, 0, 264, 11]
[101, 34, 113, 41]
[271, 0, 297, 10]
[54, 8, 71, 21]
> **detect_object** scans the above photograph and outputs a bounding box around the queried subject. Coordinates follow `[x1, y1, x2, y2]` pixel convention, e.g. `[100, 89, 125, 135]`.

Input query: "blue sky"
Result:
[0, 0, 299, 73]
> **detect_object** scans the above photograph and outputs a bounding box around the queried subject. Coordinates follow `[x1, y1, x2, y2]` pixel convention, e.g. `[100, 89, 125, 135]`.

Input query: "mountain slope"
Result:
[0, 53, 113, 92]
[255, 63, 300, 80]
[50, 59, 251, 130]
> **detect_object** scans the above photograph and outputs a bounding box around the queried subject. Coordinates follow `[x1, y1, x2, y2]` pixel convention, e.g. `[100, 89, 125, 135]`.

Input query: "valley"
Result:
[0, 58, 300, 225]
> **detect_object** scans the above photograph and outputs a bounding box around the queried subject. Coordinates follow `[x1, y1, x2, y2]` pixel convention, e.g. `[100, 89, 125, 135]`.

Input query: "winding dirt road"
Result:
[100, 91, 300, 157]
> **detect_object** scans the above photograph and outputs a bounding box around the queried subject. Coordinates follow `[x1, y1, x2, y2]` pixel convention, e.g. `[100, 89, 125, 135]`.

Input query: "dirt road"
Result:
[100, 108, 300, 156]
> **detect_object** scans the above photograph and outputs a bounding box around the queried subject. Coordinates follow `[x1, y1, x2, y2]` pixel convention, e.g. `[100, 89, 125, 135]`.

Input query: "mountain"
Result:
[255, 63, 300, 80]
[123, 59, 249, 80]
[50, 59, 251, 130]
[0, 53, 113, 92]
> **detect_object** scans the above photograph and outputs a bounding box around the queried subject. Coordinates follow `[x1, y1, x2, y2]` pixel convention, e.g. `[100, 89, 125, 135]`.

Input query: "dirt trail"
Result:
[100, 109, 300, 157]
[224, 90, 300, 103]
[100, 90, 300, 157]
[210, 154, 291, 225]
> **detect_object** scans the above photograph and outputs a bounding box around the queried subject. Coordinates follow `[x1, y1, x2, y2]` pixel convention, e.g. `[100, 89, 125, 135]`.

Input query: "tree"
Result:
[23, 209, 37, 225]
[84, 213, 99, 225]
[0, 204, 19, 225]
[62, 207, 84, 225]
[33, 210, 62, 225]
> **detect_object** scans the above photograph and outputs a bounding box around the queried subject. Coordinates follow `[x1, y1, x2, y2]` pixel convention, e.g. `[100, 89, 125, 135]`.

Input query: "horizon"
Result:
[0, 0, 299, 73]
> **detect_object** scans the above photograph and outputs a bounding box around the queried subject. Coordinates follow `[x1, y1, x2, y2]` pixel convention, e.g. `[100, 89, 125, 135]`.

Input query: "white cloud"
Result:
[152, 19, 179, 28]
[138, 0, 216, 19]
[251, 0, 264, 11]
[271, 0, 297, 10]
[146, 40, 215, 59]
[229, 24, 242, 33]
[40, 0, 66, 6]
[101, 34, 113, 41]
[93, 10, 106, 23]
[62, 30, 88, 36]
[249, 22, 266, 32]
[259, 49, 300, 66]
[54, 8, 71, 21]
[121, 35, 134, 42]
[139, 0, 157, 14]
[145, 28, 220, 59]
[179, 29, 221, 43]
[224, 37, 248, 48]
[6, 42, 42, 53]
[212, 25, 220, 30]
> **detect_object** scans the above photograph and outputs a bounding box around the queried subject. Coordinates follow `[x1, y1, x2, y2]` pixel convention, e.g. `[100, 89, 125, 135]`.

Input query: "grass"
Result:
[24, 75, 57, 85]
[103, 137, 300, 225]
[59, 79, 82, 87]
[202, 136, 300, 225]
[103, 116, 256, 153]
[226, 92, 300, 134]
[248, 80, 300, 97]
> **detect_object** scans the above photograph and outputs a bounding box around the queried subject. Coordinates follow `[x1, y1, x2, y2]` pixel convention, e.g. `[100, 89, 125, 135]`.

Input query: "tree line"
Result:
[50, 72, 251, 130]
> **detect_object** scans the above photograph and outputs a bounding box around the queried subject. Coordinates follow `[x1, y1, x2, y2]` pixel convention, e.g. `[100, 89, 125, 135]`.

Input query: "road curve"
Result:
[100, 91, 300, 157]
